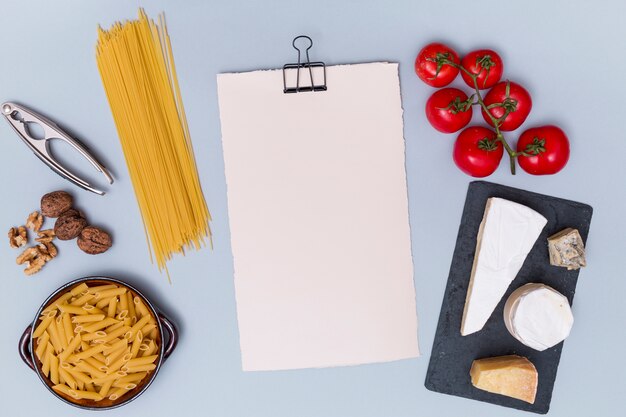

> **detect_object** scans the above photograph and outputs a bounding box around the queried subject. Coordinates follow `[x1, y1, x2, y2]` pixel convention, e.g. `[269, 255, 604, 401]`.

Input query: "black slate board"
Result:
[424, 181, 593, 414]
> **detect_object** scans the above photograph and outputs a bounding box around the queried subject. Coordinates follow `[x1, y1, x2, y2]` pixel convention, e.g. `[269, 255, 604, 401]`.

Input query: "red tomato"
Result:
[415, 43, 460, 87]
[461, 49, 504, 90]
[425, 88, 473, 133]
[516, 125, 570, 175]
[481, 81, 532, 131]
[453, 126, 503, 177]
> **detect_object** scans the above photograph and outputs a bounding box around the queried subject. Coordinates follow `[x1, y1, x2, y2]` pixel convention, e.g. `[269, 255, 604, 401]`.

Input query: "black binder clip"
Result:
[283, 35, 327, 94]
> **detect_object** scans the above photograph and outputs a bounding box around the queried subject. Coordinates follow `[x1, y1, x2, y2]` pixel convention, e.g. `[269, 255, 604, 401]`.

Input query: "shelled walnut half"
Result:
[16, 246, 49, 276]
[26, 211, 44, 232]
[8, 226, 28, 248]
[35, 229, 56, 243]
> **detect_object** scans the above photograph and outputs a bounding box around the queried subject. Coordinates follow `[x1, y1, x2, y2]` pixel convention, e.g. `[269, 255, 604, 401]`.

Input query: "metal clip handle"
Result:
[283, 35, 327, 94]
[1, 102, 113, 195]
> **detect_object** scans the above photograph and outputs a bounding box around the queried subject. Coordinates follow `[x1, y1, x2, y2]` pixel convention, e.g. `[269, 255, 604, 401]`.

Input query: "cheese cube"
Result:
[470, 355, 538, 404]
[548, 228, 586, 270]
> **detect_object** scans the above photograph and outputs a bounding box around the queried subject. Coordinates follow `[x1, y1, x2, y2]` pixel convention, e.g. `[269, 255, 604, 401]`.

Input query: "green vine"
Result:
[437, 58, 523, 174]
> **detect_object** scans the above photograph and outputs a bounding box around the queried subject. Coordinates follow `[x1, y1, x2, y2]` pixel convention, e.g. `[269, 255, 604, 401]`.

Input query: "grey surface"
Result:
[425, 181, 593, 414]
[0, 1, 623, 416]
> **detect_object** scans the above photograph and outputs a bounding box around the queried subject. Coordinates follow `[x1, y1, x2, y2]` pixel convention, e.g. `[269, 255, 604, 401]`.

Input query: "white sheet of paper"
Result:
[217, 62, 419, 371]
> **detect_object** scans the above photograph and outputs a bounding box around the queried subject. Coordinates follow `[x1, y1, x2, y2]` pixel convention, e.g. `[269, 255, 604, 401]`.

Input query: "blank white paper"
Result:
[217, 62, 419, 371]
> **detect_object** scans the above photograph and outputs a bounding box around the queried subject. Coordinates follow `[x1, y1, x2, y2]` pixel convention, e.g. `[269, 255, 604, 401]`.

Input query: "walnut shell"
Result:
[41, 191, 73, 218]
[77, 226, 112, 254]
[54, 209, 87, 240]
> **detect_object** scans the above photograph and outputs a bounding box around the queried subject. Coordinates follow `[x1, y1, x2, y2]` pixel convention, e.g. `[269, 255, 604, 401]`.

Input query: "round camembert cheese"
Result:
[503, 283, 574, 351]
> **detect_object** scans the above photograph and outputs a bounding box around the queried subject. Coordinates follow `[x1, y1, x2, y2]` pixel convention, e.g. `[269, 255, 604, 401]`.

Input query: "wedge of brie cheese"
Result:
[461, 198, 547, 336]
[504, 283, 574, 351]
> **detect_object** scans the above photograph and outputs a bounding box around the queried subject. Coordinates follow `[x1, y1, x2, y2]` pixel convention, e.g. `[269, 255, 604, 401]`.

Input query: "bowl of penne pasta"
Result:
[18, 276, 177, 410]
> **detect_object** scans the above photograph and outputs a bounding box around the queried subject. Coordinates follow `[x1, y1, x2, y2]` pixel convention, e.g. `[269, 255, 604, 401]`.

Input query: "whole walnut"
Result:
[54, 209, 87, 240]
[41, 191, 73, 218]
[77, 226, 112, 254]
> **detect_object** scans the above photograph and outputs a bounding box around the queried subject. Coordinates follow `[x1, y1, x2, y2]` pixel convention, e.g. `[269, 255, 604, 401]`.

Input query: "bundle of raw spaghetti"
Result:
[96, 10, 211, 276]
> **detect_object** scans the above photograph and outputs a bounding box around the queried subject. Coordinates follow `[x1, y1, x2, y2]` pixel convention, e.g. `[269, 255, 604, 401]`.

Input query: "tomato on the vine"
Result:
[461, 49, 503, 90]
[516, 125, 570, 175]
[415, 43, 460, 87]
[453, 126, 503, 177]
[482, 81, 532, 131]
[425, 88, 473, 133]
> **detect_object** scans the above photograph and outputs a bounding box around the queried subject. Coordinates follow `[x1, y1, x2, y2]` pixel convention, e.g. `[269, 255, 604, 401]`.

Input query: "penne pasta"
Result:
[72, 314, 105, 323]
[49, 353, 59, 384]
[35, 332, 50, 360]
[130, 331, 143, 358]
[65, 366, 92, 386]
[111, 372, 147, 388]
[62, 313, 74, 345]
[82, 318, 119, 333]
[33, 314, 55, 338]
[107, 351, 132, 374]
[70, 293, 94, 306]
[70, 283, 89, 297]
[107, 297, 118, 318]
[83, 305, 106, 315]
[98, 379, 114, 397]
[59, 367, 77, 390]
[91, 370, 127, 385]
[106, 346, 129, 366]
[55, 316, 68, 350]
[103, 338, 128, 356]
[58, 304, 89, 316]
[84, 356, 108, 373]
[149, 328, 158, 340]
[73, 389, 103, 401]
[52, 383, 79, 399]
[124, 364, 156, 373]
[126, 315, 151, 340]
[126, 292, 136, 321]
[95, 296, 114, 310]
[35, 281, 161, 404]
[126, 355, 158, 368]
[72, 343, 107, 361]
[108, 387, 130, 401]
[42, 343, 53, 376]
[42, 293, 73, 315]
[93, 352, 107, 363]
[141, 339, 156, 357]
[82, 331, 108, 342]
[119, 293, 129, 313]
[47, 318, 64, 353]
[94, 288, 127, 301]
[59, 335, 82, 362]
[76, 361, 108, 380]
[133, 296, 150, 318]
[87, 284, 117, 294]
[98, 325, 131, 344]
[105, 320, 124, 332]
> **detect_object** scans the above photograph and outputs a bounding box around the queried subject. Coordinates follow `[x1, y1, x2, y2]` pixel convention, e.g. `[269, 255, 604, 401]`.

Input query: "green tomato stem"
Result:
[442, 59, 518, 175]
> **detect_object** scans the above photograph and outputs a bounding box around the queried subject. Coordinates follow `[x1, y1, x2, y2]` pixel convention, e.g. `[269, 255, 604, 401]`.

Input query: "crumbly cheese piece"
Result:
[548, 228, 586, 270]
[470, 355, 538, 404]
[461, 198, 547, 336]
[504, 283, 574, 351]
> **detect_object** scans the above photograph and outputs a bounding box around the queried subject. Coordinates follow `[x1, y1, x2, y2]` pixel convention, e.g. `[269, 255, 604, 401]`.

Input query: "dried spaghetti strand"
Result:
[96, 9, 211, 277]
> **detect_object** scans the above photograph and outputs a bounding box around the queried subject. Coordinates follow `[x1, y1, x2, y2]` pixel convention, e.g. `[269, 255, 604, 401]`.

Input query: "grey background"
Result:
[0, 0, 623, 416]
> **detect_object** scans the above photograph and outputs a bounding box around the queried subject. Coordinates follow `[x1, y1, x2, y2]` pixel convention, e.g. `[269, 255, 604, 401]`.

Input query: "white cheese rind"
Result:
[504, 283, 574, 351]
[461, 198, 548, 336]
